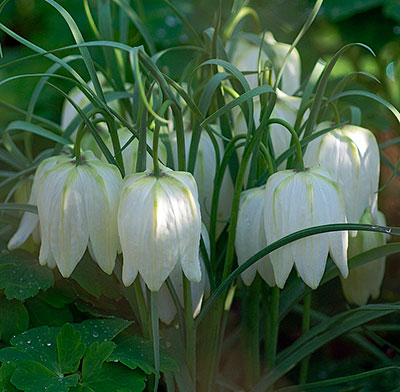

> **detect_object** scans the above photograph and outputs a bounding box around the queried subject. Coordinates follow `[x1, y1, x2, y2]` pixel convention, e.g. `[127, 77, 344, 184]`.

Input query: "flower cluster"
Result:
[8, 32, 388, 313]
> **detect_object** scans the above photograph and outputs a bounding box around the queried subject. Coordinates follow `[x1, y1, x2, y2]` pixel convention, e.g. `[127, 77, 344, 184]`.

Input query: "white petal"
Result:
[79, 162, 121, 274]
[43, 165, 89, 277]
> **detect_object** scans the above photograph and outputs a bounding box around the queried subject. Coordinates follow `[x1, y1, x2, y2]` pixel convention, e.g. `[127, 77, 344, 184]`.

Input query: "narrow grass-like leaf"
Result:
[6, 121, 71, 145]
[0, 203, 37, 213]
[196, 224, 400, 326]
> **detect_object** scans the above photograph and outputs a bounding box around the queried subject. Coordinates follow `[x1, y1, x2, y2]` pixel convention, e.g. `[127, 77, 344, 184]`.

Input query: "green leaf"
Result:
[251, 304, 400, 391]
[57, 324, 85, 374]
[0, 360, 17, 392]
[0, 327, 59, 372]
[73, 319, 132, 346]
[82, 342, 115, 382]
[78, 363, 145, 392]
[108, 336, 179, 374]
[11, 360, 80, 392]
[70, 254, 121, 299]
[0, 297, 29, 342]
[25, 298, 74, 328]
[5, 121, 71, 145]
[0, 263, 53, 301]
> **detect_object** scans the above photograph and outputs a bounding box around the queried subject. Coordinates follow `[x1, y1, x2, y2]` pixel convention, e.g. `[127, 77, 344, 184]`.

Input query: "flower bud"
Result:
[235, 186, 275, 286]
[8, 156, 70, 250]
[118, 166, 202, 291]
[304, 124, 380, 224]
[264, 167, 348, 289]
[341, 210, 388, 306]
[37, 156, 122, 276]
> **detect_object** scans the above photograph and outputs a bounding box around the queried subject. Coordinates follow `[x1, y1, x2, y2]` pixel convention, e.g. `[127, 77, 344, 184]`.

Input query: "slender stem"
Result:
[266, 287, 280, 376]
[152, 122, 161, 177]
[183, 274, 196, 383]
[150, 291, 160, 392]
[74, 122, 87, 164]
[266, 118, 305, 171]
[299, 292, 312, 384]
[133, 277, 150, 339]
[243, 278, 261, 389]
[104, 112, 125, 176]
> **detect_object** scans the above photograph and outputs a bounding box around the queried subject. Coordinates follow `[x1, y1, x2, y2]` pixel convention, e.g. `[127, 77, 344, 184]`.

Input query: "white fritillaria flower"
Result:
[118, 166, 202, 291]
[8, 156, 70, 250]
[264, 167, 348, 289]
[37, 156, 121, 276]
[105, 128, 167, 175]
[230, 32, 301, 94]
[341, 210, 388, 306]
[235, 186, 275, 287]
[304, 124, 380, 224]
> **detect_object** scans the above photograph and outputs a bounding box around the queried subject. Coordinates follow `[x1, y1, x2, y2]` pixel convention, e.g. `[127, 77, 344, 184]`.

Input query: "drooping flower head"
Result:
[235, 186, 275, 287]
[304, 124, 380, 224]
[341, 209, 388, 306]
[118, 166, 202, 291]
[264, 166, 348, 289]
[37, 155, 122, 277]
[8, 155, 70, 251]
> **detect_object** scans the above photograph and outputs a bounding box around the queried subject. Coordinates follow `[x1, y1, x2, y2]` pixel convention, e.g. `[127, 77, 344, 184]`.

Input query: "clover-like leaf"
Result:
[57, 324, 85, 374]
[11, 360, 80, 392]
[81, 341, 115, 382]
[73, 319, 132, 346]
[0, 251, 54, 301]
[0, 362, 17, 391]
[108, 336, 179, 374]
[0, 297, 29, 342]
[78, 363, 145, 392]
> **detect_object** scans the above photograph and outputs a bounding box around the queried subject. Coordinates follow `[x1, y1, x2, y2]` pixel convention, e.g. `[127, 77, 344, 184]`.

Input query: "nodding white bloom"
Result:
[37, 155, 122, 277]
[105, 128, 167, 175]
[8, 156, 70, 250]
[264, 167, 348, 289]
[235, 186, 275, 286]
[171, 130, 233, 232]
[147, 225, 210, 324]
[304, 124, 380, 224]
[233, 90, 301, 166]
[341, 210, 388, 306]
[118, 166, 202, 291]
[230, 32, 301, 94]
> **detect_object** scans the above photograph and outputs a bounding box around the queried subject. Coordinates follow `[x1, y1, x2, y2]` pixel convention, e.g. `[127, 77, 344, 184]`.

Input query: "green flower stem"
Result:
[243, 278, 261, 389]
[209, 135, 246, 269]
[266, 118, 304, 171]
[266, 286, 280, 391]
[299, 292, 312, 384]
[183, 274, 196, 383]
[103, 111, 125, 175]
[150, 291, 160, 392]
[133, 277, 150, 339]
[259, 141, 275, 176]
[74, 108, 104, 163]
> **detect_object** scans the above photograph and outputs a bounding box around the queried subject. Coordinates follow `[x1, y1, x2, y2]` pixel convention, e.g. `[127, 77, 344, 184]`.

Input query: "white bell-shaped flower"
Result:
[171, 130, 233, 232]
[304, 124, 380, 224]
[235, 186, 275, 286]
[341, 209, 388, 306]
[37, 155, 122, 276]
[105, 128, 167, 175]
[230, 32, 301, 94]
[146, 224, 210, 324]
[8, 156, 70, 250]
[118, 166, 202, 291]
[264, 166, 348, 289]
